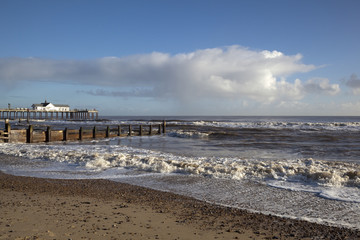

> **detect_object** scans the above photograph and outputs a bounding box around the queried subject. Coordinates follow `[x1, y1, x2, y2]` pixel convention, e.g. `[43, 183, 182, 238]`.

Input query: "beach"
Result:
[1, 172, 359, 240]
[1, 116, 360, 239]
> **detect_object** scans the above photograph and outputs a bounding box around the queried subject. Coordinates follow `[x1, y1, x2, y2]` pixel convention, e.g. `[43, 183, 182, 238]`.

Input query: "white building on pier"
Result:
[32, 100, 70, 111]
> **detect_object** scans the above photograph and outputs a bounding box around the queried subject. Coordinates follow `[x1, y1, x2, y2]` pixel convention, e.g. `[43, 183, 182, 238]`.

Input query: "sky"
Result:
[0, 0, 359, 116]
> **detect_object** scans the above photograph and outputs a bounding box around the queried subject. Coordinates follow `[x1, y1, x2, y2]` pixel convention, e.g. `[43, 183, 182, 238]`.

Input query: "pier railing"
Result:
[0, 109, 99, 121]
[0, 119, 166, 143]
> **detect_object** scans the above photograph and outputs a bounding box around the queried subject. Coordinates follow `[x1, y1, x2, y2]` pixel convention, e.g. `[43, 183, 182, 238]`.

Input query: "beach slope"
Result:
[0, 172, 358, 240]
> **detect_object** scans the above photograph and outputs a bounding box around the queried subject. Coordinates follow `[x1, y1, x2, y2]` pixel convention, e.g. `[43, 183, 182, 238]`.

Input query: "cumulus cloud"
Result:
[303, 78, 340, 95]
[0, 45, 337, 103]
[79, 88, 154, 98]
[344, 74, 360, 94]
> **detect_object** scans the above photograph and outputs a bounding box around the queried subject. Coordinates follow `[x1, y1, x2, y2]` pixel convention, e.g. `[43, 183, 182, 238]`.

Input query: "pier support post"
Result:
[63, 128, 68, 141]
[128, 125, 132, 136]
[46, 126, 51, 142]
[158, 124, 161, 134]
[26, 109, 29, 123]
[79, 127, 83, 140]
[27, 125, 33, 143]
[93, 126, 97, 139]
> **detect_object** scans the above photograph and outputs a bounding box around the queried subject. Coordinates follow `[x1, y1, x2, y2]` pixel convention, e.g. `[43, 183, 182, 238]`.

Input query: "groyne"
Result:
[0, 119, 166, 143]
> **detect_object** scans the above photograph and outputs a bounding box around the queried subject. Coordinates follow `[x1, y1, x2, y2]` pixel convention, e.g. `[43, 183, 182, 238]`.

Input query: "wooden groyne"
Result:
[0, 120, 166, 143]
[0, 109, 98, 121]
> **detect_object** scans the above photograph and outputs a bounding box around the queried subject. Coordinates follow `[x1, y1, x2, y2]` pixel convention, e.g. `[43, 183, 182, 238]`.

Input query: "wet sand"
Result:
[0, 172, 359, 240]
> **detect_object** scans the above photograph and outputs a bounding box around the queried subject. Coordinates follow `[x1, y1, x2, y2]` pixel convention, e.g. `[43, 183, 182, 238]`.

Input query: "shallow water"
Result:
[0, 116, 359, 229]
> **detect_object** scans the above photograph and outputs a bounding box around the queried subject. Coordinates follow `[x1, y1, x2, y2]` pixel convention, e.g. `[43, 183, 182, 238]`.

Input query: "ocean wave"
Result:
[168, 130, 210, 139]
[186, 120, 360, 132]
[1, 143, 359, 190]
[4, 117, 360, 133]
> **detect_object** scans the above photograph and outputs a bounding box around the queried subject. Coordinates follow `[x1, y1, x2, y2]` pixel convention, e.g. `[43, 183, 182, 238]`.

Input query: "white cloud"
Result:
[0, 45, 336, 104]
[344, 73, 360, 95]
[303, 78, 340, 95]
[341, 101, 360, 114]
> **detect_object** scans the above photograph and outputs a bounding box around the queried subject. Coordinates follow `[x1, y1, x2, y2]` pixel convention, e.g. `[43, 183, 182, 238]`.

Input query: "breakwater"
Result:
[0, 119, 166, 143]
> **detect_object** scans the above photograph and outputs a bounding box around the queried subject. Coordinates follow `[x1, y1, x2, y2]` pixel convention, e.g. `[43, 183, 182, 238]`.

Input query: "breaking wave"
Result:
[168, 130, 210, 139]
[0, 142, 359, 203]
[187, 120, 360, 131]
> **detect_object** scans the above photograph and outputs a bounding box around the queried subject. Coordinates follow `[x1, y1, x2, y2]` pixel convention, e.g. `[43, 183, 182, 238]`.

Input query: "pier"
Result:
[0, 109, 98, 121]
[0, 119, 166, 143]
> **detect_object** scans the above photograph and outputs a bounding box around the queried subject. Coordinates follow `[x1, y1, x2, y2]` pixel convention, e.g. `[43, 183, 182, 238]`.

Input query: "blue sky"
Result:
[1, 0, 359, 116]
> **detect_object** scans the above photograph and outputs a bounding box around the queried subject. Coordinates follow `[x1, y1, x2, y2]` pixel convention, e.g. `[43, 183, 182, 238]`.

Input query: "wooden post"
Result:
[162, 120, 166, 134]
[117, 125, 121, 136]
[139, 125, 143, 136]
[128, 125, 132, 136]
[149, 125, 153, 135]
[46, 126, 51, 142]
[106, 126, 110, 138]
[158, 124, 161, 134]
[93, 126, 97, 139]
[79, 127, 83, 140]
[63, 128, 68, 141]
[5, 119, 10, 133]
[4, 119, 10, 143]
[27, 125, 33, 143]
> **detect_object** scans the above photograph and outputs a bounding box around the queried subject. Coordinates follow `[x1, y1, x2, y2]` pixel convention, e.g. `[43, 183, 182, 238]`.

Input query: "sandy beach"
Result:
[0, 172, 359, 240]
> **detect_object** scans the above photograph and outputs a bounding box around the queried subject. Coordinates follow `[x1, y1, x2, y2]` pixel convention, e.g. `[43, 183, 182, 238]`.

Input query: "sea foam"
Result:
[0, 142, 359, 203]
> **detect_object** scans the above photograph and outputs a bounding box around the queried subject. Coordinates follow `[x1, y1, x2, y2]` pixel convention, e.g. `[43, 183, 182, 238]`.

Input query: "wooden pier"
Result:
[0, 109, 98, 121]
[0, 120, 166, 143]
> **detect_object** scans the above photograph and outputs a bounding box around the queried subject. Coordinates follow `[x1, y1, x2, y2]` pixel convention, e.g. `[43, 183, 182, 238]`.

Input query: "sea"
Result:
[0, 116, 359, 230]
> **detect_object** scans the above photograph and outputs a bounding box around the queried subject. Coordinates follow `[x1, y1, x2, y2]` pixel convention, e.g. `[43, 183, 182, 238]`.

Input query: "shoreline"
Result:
[1, 172, 359, 239]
